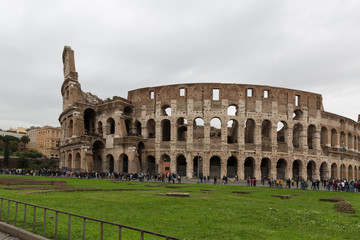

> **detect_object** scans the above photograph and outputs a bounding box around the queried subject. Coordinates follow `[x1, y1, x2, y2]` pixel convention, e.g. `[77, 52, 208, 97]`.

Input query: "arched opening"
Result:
[93, 141, 104, 172]
[292, 160, 302, 180]
[138, 142, 145, 171]
[210, 118, 221, 140]
[147, 119, 156, 138]
[146, 155, 156, 174]
[261, 158, 271, 179]
[348, 165, 353, 180]
[177, 118, 187, 141]
[161, 105, 171, 116]
[161, 154, 171, 175]
[135, 121, 142, 136]
[340, 119, 345, 128]
[193, 155, 202, 178]
[245, 119, 255, 143]
[125, 119, 132, 135]
[123, 155, 128, 173]
[244, 157, 254, 179]
[320, 162, 328, 181]
[307, 125, 316, 149]
[68, 119, 73, 138]
[340, 164, 346, 179]
[84, 108, 96, 134]
[67, 153, 72, 169]
[176, 155, 187, 176]
[293, 110, 303, 120]
[307, 161, 316, 181]
[331, 163, 337, 180]
[348, 133, 353, 150]
[193, 118, 204, 139]
[340, 132, 346, 148]
[74, 153, 81, 170]
[276, 159, 287, 179]
[227, 120, 238, 144]
[227, 105, 237, 116]
[293, 124, 303, 148]
[354, 166, 358, 180]
[106, 118, 115, 135]
[106, 154, 114, 173]
[277, 121, 287, 143]
[210, 156, 221, 178]
[124, 106, 133, 116]
[97, 121, 103, 136]
[320, 127, 328, 146]
[162, 119, 171, 141]
[261, 120, 272, 151]
[331, 129, 337, 147]
[227, 156, 237, 178]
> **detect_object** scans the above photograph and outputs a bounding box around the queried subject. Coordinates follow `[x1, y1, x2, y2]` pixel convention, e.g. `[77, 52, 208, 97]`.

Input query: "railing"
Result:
[0, 197, 183, 240]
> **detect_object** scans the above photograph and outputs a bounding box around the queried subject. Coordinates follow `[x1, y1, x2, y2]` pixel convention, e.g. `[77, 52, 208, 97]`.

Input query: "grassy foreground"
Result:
[0, 175, 359, 240]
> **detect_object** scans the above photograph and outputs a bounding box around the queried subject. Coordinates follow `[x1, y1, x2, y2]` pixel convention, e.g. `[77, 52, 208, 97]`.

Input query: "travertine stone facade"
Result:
[59, 46, 360, 180]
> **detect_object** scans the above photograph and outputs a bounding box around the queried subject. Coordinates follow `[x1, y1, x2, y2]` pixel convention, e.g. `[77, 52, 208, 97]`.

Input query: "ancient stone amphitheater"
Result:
[59, 46, 360, 180]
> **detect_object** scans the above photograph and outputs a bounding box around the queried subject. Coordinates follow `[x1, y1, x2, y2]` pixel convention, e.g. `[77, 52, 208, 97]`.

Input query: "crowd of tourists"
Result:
[1, 168, 360, 192]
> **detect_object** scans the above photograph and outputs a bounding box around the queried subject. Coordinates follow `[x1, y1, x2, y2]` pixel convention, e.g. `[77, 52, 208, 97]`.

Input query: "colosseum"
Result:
[59, 46, 360, 181]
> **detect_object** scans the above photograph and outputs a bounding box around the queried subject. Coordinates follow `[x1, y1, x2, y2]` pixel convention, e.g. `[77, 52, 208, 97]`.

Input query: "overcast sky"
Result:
[1, 0, 360, 130]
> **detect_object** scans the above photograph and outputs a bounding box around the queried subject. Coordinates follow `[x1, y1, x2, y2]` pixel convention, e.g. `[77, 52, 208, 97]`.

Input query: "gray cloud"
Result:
[1, 0, 360, 129]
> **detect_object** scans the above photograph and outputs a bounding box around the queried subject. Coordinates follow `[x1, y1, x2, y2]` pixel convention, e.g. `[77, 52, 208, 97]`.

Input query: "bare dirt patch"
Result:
[334, 201, 355, 214]
[319, 196, 343, 202]
[271, 195, 291, 199]
[233, 191, 252, 194]
[156, 192, 190, 197]
[0, 179, 67, 187]
[165, 186, 187, 189]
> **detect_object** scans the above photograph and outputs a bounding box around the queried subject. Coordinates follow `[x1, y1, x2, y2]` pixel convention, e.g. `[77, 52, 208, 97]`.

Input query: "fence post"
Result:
[7, 200, 10, 223]
[33, 206, 36, 232]
[68, 214, 71, 240]
[23, 204, 27, 228]
[43, 209, 46, 237]
[82, 218, 86, 240]
[14, 202, 18, 226]
[140, 231, 144, 240]
[0, 198, 3, 221]
[54, 211, 58, 240]
[100, 222, 103, 240]
[118, 226, 122, 240]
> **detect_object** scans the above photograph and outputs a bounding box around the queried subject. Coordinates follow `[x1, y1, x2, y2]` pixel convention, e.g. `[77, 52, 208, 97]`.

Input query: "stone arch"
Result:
[348, 165, 353, 180]
[146, 155, 156, 174]
[193, 117, 204, 139]
[261, 120, 272, 151]
[277, 121, 288, 144]
[147, 119, 156, 138]
[293, 110, 303, 120]
[161, 104, 171, 116]
[340, 131, 346, 147]
[84, 108, 96, 134]
[340, 164, 346, 179]
[74, 152, 81, 170]
[161, 154, 171, 175]
[320, 127, 328, 146]
[292, 124, 303, 148]
[137, 142, 145, 170]
[331, 163, 337, 180]
[307, 125, 316, 149]
[260, 158, 271, 179]
[67, 153, 72, 169]
[331, 129, 337, 147]
[125, 119, 132, 135]
[106, 118, 115, 135]
[118, 154, 129, 173]
[177, 117, 188, 141]
[245, 119, 255, 143]
[161, 119, 171, 141]
[106, 154, 114, 173]
[210, 117, 221, 140]
[292, 160, 302, 180]
[227, 120, 238, 144]
[354, 166, 358, 180]
[319, 162, 329, 181]
[135, 120, 142, 136]
[307, 161, 316, 181]
[193, 155, 203, 178]
[244, 157, 255, 179]
[93, 141, 104, 172]
[124, 106, 133, 116]
[276, 159, 287, 179]
[210, 156, 221, 178]
[227, 156, 237, 178]
[227, 105, 237, 116]
[176, 155, 187, 176]
[68, 119, 74, 138]
[348, 133, 353, 150]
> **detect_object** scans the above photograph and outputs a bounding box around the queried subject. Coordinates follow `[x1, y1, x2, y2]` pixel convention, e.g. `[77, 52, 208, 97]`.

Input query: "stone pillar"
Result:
[269, 162, 277, 179]
[186, 153, 193, 178]
[221, 157, 227, 178]
[254, 157, 261, 180]
[237, 157, 244, 180]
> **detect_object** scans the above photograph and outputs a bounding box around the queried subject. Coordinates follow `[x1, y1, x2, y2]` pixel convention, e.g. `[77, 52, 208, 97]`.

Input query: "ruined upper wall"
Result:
[127, 83, 323, 118]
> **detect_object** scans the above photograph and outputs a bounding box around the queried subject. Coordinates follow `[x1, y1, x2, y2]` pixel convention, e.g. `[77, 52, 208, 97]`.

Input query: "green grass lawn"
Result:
[0, 175, 359, 240]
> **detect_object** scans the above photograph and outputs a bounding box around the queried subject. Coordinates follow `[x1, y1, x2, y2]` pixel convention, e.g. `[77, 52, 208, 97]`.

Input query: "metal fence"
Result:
[0, 196, 183, 240]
